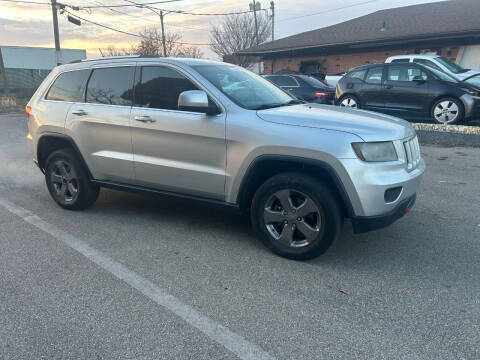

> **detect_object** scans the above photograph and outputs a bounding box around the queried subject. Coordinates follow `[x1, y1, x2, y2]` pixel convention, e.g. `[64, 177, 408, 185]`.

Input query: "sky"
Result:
[0, 0, 445, 59]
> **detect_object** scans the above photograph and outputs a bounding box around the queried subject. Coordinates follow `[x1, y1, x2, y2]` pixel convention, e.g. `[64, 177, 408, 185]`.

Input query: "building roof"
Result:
[0, 46, 86, 69]
[239, 0, 480, 56]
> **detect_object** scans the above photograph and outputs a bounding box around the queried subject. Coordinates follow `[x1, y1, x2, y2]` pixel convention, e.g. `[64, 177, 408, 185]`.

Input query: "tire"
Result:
[338, 94, 360, 109]
[45, 148, 99, 210]
[250, 172, 343, 260]
[430, 97, 464, 125]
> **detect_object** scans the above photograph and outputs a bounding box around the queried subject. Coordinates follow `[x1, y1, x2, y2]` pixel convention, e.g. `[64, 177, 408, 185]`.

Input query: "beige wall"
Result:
[263, 46, 461, 75]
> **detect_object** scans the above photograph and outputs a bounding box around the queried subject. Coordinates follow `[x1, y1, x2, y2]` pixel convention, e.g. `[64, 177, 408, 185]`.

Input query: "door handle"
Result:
[71, 110, 87, 116]
[134, 115, 156, 123]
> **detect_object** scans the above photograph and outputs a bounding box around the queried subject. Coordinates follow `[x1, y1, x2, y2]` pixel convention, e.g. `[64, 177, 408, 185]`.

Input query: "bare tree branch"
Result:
[210, 12, 271, 68]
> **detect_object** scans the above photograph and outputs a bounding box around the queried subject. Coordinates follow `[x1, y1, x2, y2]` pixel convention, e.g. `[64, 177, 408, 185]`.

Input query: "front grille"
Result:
[404, 136, 420, 171]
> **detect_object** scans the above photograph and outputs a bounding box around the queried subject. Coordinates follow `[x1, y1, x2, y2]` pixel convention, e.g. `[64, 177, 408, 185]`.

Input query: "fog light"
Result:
[384, 187, 402, 203]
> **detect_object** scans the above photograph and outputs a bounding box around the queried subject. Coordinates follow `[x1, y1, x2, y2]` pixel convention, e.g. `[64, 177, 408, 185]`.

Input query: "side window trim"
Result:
[85, 65, 135, 107]
[133, 64, 223, 114]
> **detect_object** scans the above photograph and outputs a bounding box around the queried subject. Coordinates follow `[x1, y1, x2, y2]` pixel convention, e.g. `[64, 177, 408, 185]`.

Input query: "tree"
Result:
[100, 28, 203, 59]
[135, 28, 203, 58]
[210, 12, 271, 69]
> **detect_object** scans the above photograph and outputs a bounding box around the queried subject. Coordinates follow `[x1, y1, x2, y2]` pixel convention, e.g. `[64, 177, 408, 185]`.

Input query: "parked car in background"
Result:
[264, 74, 335, 104]
[385, 54, 480, 81]
[335, 62, 480, 124]
[324, 72, 346, 88]
[27, 56, 424, 260]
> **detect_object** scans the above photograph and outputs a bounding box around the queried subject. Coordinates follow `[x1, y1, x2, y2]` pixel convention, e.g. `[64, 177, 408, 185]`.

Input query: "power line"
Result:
[63, 9, 213, 46]
[79, 0, 183, 9]
[0, 0, 49, 4]
[276, 0, 379, 22]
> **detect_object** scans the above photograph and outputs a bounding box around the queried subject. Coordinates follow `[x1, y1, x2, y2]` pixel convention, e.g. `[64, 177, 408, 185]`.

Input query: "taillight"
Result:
[314, 91, 331, 98]
[25, 106, 32, 118]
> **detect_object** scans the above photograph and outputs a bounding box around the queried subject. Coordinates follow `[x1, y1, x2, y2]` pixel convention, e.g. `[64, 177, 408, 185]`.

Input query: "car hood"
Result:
[257, 104, 415, 142]
[455, 70, 480, 81]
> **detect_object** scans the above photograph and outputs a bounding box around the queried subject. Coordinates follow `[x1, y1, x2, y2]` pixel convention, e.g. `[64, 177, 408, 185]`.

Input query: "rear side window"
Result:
[267, 76, 298, 87]
[391, 58, 410, 63]
[346, 69, 366, 80]
[45, 70, 90, 102]
[86, 67, 134, 106]
[135, 66, 199, 110]
[365, 67, 384, 84]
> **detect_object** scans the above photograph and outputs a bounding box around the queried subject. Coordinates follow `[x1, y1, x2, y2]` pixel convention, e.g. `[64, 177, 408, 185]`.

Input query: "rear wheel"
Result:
[431, 97, 464, 125]
[251, 173, 342, 260]
[338, 95, 360, 109]
[45, 149, 99, 210]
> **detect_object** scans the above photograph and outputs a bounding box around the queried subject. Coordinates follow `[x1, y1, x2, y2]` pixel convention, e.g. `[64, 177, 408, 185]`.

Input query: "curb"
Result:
[413, 123, 480, 147]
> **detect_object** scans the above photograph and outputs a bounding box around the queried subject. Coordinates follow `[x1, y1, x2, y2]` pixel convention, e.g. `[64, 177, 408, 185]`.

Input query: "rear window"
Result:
[86, 67, 134, 106]
[297, 75, 329, 88]
[266, 76, 298, 87]
[45, 70, 90, 102]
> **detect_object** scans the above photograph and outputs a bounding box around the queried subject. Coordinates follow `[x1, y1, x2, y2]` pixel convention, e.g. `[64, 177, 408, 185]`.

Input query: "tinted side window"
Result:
[136, 66, 199, 110]
[365, 67, 383, 84]
[391, 58, 410, 63]
[347, 69, 366, 80]
[268, 76, 298, 87]
[86, 67, 134, 106]
[413, 58, 442, 71]
[46, 70, 90, 102]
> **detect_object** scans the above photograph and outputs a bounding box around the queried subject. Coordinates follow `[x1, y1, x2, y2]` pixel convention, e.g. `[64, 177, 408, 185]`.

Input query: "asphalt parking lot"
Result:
[1, 113, 479, 360]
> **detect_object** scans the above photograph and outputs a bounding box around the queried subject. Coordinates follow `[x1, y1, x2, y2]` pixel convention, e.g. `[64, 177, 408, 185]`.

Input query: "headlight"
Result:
[352, 142, 398, 162]
[461, 87, 480, 96]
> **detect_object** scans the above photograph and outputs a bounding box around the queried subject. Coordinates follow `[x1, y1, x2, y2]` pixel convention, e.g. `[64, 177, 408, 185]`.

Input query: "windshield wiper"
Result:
[254, 99, 305, 110]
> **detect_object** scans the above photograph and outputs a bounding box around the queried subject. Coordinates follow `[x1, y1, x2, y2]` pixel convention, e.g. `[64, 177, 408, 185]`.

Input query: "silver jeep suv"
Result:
[26, 56, 425, 260]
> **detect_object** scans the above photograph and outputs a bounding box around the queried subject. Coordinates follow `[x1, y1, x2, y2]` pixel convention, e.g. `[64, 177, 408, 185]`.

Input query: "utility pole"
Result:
[270, 1, 275, 41]
[250, 1, 261, 73]
[0, 48, 10, 98]
[159, 10, 167, 57]
[50, 0, 62, 65]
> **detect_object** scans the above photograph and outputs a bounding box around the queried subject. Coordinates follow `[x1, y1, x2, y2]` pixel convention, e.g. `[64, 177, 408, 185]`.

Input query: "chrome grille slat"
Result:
[404, 136, 420, 171]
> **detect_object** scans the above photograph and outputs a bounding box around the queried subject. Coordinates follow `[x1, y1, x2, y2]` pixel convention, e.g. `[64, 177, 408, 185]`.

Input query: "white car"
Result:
[385, 54, 479, 81]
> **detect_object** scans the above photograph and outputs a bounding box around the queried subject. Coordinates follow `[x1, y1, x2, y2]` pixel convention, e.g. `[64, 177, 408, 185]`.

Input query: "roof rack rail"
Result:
[68, 55, 160, 64]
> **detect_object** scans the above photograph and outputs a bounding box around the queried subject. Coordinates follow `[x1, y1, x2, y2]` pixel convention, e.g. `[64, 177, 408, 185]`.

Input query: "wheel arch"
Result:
[236, 155, 355, 218]
[37, 133, 93, 179]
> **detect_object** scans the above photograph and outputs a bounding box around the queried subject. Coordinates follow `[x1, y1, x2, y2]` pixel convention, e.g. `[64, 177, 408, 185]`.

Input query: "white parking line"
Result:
[0, 198, 276, 360]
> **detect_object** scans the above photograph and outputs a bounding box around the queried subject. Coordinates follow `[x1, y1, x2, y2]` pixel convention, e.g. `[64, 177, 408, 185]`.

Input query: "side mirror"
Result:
[178, 90, 220, 115]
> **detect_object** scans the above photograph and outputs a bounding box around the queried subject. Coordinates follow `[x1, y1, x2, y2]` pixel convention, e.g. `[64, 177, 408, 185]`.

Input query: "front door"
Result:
[130, 65, 226, 200]
[382, 64, 432, 119]
[65, 65, 136, 183]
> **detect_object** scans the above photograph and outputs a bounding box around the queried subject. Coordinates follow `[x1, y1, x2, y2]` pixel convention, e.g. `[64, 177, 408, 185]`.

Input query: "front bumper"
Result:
[461, 94, 480, 120]
[351, 193, 416, 233]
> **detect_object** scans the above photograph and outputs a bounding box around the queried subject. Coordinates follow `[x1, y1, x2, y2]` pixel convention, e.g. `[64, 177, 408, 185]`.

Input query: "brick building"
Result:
[238, 0, 480, 75]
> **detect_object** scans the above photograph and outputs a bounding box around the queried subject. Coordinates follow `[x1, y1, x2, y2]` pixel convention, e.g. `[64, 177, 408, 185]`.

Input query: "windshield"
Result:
[192, 64, 295, 110]
[435, 56, 468, 74]
[464, 74, 480, 88]
[422, 65, 458, 82]
[297, 75, 329, 89]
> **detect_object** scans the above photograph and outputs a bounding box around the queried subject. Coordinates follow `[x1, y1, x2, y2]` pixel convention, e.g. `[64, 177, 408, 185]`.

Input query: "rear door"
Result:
[130, 64, 226, 200]
[358, 66, 386, 109]
[382, 64, 432, 118]
[66, 64, 136, 183]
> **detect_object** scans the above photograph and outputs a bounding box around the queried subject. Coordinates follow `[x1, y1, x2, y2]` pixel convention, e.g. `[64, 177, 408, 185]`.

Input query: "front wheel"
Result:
[45, 148, 99, 210]
[431, 97, 464, 125]
[250, 173, 342, 260]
